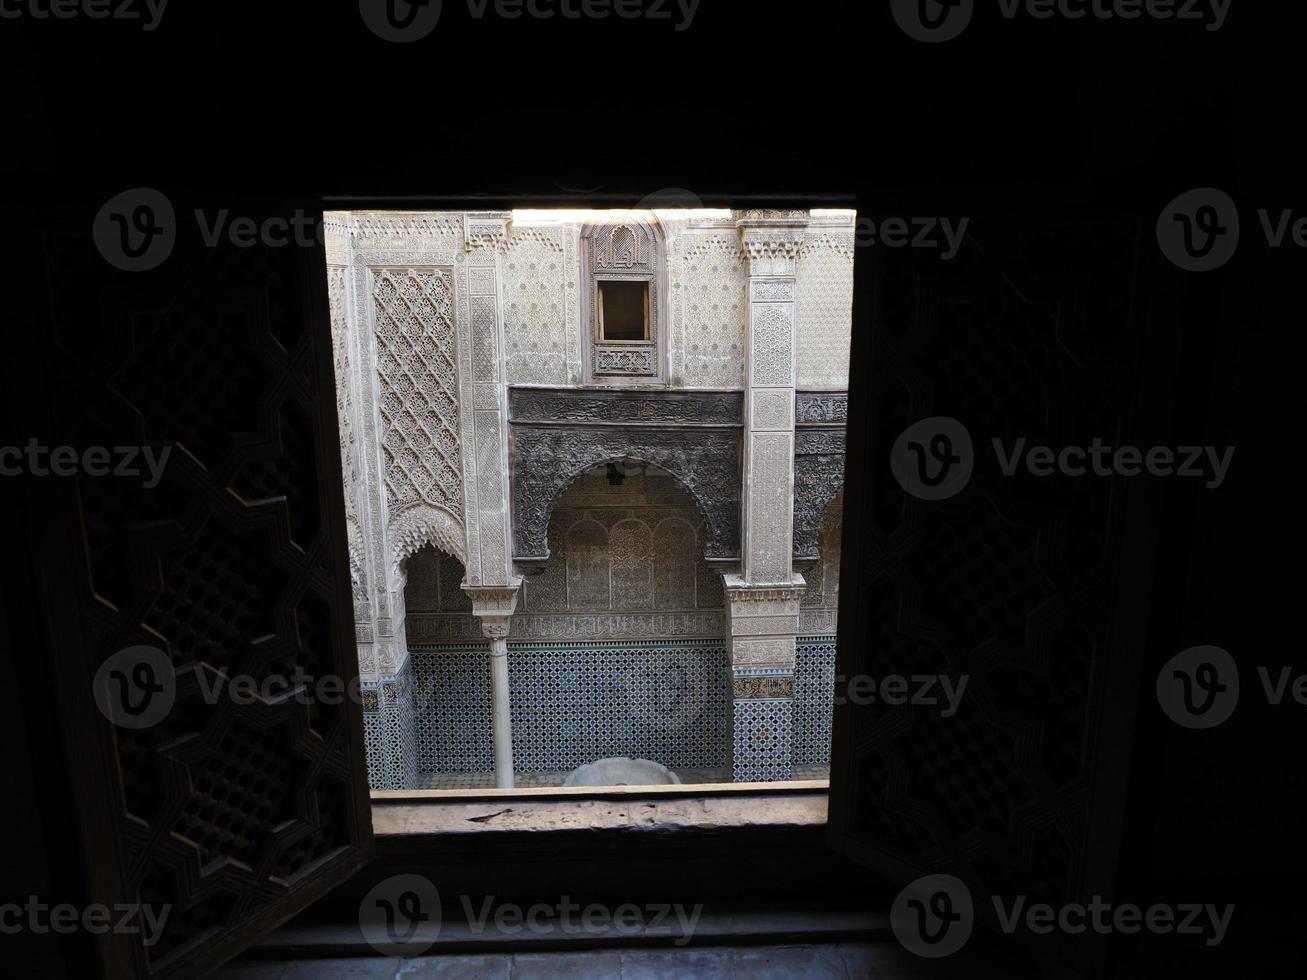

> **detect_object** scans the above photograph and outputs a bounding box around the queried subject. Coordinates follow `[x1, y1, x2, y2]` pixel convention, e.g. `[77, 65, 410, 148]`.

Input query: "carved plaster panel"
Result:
[670, 232, 747, 387]
[797, 231, 855, 388]
[502, 228, 570, 385]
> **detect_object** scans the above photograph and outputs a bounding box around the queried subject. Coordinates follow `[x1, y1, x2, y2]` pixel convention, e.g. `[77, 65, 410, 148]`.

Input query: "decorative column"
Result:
[464, 586, 521, 788]
[725, 210, 809, 781]
[325, 214, 418, 789]
[457, 213, 524, 789]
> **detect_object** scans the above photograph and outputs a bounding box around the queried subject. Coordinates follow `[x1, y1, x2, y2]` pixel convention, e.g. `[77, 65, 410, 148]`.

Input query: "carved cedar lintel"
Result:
[793, 392, 847, 561]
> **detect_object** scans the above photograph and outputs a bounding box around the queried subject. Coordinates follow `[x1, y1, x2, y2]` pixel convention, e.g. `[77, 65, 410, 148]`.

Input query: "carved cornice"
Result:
[464, 211, 512, 251]
[722, 574, 808, 604]
[509, 387, 743, 427]
[736, 210, 810, 269]
[739, 230, 807, 263]
[734, 209, 811, 226]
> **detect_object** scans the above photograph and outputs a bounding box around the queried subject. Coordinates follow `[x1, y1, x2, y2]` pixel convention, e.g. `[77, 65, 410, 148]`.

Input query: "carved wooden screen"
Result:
[15, 196, 373, 979]
[581, 216, 666, 383]
[828, 206, 1181, 971]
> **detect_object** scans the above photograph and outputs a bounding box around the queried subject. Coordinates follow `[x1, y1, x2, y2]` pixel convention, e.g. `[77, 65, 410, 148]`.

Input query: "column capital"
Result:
[462, 579, 522, 612]
[463, 580, 522, 639]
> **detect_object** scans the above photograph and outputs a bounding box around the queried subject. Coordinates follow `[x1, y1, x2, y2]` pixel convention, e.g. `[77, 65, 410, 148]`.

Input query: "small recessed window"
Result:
[597, 280, 649, 341]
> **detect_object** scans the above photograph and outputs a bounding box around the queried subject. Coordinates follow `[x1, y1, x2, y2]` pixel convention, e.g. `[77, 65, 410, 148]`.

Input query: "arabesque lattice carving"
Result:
[372, 268, 463, 520]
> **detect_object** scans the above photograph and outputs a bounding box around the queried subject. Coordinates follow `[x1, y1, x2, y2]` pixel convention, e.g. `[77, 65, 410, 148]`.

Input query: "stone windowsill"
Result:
[370, 780, 830, 835]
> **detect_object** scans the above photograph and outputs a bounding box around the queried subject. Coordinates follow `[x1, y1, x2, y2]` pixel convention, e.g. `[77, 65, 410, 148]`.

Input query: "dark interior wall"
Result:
[5, 5, 1300, 978]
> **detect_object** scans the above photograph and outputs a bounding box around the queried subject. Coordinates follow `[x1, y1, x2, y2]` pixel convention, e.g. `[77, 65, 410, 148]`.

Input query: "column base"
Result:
[722, 575, 805, 782]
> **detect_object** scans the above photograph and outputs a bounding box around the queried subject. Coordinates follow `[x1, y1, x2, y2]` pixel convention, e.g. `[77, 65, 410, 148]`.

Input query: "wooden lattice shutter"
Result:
[14, 194, 374, 979]
[828, 202, 1182, 972]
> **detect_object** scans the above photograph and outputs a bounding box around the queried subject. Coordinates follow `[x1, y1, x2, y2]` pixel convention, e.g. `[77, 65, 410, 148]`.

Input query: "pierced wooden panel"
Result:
[31, 201, 372, 979]
[829, 211, 1176, 962]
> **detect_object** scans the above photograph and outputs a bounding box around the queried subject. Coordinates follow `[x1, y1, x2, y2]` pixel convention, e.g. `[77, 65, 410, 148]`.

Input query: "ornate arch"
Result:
[508, 387, 743, 567]
[511, 432, 741, 565]
[389, 503, 465, 581]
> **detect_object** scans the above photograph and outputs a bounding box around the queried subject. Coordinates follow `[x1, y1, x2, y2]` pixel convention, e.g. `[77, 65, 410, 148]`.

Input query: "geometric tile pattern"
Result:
[793, 636, 837, 767]
[732, 698, 794, 782]
[410, 646, 494, 774]
[508, 640, 731, 773]
[361, 660, 417, 789]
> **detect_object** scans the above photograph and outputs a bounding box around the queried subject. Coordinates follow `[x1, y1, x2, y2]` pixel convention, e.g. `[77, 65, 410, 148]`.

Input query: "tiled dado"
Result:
[794, 636, 837, 767]
[506, 639, 731, 774]
[361, 638, 836, 788]
[394, 640, 731, 784]
[731, 696, 795, 782]
[361, 660, 418, 790]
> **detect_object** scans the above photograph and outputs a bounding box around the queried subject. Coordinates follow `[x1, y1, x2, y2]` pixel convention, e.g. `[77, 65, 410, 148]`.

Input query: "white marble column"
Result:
[465, 585, 521, 789]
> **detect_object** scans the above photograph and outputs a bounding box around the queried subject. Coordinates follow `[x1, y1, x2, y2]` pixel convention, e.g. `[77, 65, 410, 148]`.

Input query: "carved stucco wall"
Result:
[668, 230, 748, 388]
[327, 263, 370, 624]
[796, 226, 855, 389]
[501, 226, 580, 386]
